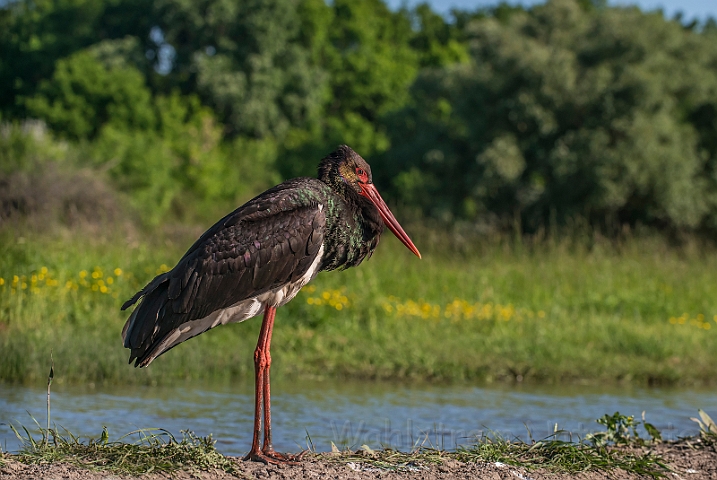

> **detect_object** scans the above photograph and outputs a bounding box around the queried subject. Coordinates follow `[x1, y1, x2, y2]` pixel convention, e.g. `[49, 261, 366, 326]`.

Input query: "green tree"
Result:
[385, 0, 717, 232]
[154, 0, 327, 140]
[89, 92, 278, 224]
[279, 0, 420, 178]
[0, 0, 154, 120]
[25, 48, 155, 139]
[408, 3, 469, 68]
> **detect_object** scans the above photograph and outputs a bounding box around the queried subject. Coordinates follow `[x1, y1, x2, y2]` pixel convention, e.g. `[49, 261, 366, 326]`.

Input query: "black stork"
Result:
[121, 145, 421, 464]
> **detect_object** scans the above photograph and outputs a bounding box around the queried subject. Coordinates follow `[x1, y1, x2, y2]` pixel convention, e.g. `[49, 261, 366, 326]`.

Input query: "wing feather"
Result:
[122, 181, 328, 367]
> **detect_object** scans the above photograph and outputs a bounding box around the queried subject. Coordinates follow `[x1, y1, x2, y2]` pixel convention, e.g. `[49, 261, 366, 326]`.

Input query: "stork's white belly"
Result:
[145, 244, 325, 364]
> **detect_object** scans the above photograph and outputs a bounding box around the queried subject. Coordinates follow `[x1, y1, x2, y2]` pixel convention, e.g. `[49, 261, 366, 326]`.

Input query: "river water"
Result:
[1, 380, 715, 455]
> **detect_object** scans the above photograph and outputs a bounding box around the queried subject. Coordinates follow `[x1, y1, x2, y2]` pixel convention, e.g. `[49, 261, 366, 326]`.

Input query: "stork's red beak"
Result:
[359, 183, 421, 259]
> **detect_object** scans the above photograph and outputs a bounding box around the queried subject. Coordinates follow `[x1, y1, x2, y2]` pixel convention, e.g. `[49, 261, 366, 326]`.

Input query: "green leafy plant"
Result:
[586, 411, 661, 447]
[691, 409, 717, 442]
[10, 421, 234, 475]
[455, 432, 667, 477]
[330, 421, 668, 478]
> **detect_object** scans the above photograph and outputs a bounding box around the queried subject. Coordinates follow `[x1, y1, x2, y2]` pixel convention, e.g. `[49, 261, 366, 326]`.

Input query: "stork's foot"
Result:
[243, 449, 307, 465]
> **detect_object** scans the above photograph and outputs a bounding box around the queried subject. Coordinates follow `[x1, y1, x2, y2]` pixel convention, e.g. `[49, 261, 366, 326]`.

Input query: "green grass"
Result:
[1, 436, 672, 478]
[328, 411, 670, 477]
[452, 435, 669, 477]
[327, 437, 668, 477]
[1, 226, 717, 386]
[8, 422, 235, 475]
[5, 413, 671, 477]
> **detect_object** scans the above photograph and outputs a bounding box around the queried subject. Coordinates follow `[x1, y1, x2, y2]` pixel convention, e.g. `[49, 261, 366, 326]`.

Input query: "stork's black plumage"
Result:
[121, 145, 420, 464]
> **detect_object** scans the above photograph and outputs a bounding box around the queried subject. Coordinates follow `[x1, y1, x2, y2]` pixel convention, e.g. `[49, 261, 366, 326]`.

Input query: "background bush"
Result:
[1, 0, 717, 235]
[2, 0, 717, 388]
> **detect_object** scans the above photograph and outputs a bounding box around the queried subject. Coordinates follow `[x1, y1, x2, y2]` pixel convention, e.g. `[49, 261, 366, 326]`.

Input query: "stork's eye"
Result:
[356, 168, 366, 177]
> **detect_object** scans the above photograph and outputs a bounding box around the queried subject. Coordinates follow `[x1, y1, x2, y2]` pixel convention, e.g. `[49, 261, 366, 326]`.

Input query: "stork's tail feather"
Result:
[121, 290, 144, 311]
[121, 272, 170, 311]
[121, 273, 172, 367]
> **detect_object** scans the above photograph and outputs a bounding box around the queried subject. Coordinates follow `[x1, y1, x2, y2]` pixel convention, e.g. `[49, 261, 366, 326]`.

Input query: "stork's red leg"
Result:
[258, 308, 306, 463]
[244, 305, 304, 465]
[261, 310, 274, 453]
[243, 305, 270, 462]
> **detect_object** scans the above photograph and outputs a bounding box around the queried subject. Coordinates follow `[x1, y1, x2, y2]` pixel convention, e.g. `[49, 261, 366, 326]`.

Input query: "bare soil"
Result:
[2, 441, 716, 480]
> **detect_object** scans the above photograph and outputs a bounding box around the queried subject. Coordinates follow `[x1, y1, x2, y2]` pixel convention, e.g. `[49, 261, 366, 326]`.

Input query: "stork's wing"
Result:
[121, 183, 327, 367]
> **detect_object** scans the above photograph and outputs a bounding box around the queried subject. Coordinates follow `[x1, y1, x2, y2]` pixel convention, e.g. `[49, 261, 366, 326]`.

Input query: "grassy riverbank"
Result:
[1, 228, 716, 386]
[0, 418, 672, 480]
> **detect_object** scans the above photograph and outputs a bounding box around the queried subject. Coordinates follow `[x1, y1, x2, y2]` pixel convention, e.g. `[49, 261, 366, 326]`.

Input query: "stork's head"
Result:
[319, 145, 421, 259]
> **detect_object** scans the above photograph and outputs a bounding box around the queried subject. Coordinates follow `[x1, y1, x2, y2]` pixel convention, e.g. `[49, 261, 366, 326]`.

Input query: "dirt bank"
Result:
[2, 441, 716, 480]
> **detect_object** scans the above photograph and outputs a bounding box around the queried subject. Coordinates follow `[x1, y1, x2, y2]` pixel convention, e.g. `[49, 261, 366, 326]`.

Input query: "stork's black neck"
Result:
[315, 180, 385, 273]
[314, 145, 386, 271]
